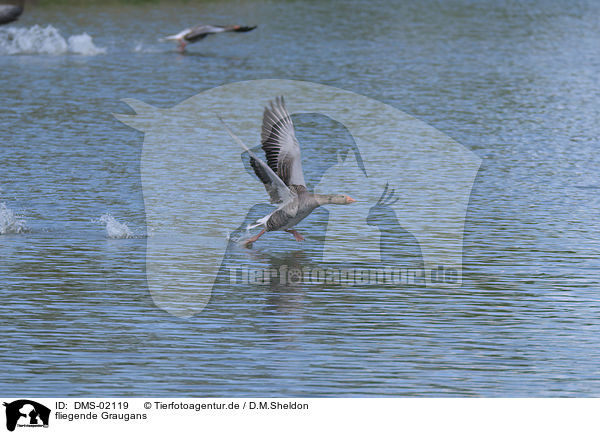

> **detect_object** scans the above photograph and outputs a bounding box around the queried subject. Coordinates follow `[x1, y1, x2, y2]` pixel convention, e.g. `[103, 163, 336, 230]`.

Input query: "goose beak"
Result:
[346, 196, 356, 204]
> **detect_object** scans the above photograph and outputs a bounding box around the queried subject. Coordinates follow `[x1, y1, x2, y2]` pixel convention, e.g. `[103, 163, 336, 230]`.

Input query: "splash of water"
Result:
[0, 25, 106, 55]
[99, 214, 133, 239]
[67, 33, 106, 55]
[0, 203, 27, 235]
[133, 42, 161, 53]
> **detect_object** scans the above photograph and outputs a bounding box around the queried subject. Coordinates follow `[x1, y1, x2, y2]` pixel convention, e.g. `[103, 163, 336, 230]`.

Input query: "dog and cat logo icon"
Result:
[3, 400, 50, 431]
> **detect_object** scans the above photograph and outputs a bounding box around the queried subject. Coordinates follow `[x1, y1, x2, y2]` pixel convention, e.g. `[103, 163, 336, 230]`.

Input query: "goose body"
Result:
[0, 3, 23, 25]
[163, 24, 257, 52]
[220, 96, 356, 246]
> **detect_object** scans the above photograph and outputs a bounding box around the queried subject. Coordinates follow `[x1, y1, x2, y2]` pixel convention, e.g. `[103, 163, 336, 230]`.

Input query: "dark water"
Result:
[1, 0, 600, 396]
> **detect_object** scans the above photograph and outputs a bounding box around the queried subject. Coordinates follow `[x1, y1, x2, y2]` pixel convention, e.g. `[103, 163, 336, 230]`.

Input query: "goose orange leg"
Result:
[286, 229, 305, 242]
[244, 229, 266, 247]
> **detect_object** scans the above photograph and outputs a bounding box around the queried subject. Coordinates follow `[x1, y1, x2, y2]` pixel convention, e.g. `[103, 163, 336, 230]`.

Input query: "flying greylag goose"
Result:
[220, 96, 356, 247]
[163, 24, 257, 52]
[0, 1, 23, 25]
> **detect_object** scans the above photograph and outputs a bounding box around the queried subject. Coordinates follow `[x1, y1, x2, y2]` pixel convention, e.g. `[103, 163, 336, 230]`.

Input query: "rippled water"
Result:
[1, 0, 600, 396]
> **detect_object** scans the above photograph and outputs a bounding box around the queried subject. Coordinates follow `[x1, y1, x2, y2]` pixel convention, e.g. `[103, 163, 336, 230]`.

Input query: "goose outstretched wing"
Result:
[261, 96, 306, 187]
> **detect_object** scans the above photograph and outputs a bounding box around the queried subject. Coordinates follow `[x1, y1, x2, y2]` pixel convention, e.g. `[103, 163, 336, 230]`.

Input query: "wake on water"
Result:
[0, 24, 106, 55]
[98, 214, 134, 239]
[0, 203, 27, 235]
[0, 208, 142, 238]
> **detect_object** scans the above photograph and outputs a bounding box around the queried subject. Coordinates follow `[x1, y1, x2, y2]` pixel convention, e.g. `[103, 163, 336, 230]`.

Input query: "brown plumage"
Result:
[163, 24, 257, 52]
[219, 96, 356, 247]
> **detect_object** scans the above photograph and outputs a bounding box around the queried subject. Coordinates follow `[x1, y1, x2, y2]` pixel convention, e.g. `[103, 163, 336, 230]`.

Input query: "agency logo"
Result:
[3, 400, 50, 432]
[115, 79, 481, 318]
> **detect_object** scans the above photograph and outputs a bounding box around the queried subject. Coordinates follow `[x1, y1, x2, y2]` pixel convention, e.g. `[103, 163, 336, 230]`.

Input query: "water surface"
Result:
[1, 0, 600, 396]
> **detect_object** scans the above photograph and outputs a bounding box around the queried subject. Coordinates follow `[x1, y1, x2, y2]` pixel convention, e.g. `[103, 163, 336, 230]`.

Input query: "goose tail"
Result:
[161, 29, 189, 42]
[161, 34, 180, 42]
[246, 214, 270, 231]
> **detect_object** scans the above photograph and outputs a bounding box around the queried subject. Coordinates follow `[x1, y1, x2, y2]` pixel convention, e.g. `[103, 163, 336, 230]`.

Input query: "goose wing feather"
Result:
[261, 96, 306, 187]
[218, 116, 296, 206]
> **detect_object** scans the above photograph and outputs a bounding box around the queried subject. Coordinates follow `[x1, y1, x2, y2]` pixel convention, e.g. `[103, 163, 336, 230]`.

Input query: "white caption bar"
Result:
[0, 398, 596, 433]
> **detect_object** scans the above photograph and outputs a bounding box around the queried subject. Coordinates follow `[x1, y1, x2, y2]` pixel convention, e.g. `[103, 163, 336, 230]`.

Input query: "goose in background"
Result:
[220, 96, 356, 247]
[163, 23, 257, 52]
[0, 0, 24, 25]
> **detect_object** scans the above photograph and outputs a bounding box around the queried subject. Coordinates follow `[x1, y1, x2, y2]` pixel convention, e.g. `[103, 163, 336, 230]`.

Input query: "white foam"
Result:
[0, 25, 106, 55]
[67, 33, 106, 55]
[0, 203, 27, 235]
[99, 213, 133, 239]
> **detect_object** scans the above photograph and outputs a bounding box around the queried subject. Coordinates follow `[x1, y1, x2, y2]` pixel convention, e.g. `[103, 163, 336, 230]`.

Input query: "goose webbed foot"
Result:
[286, 229, 305, 242]
[243, 229, 266, 248]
